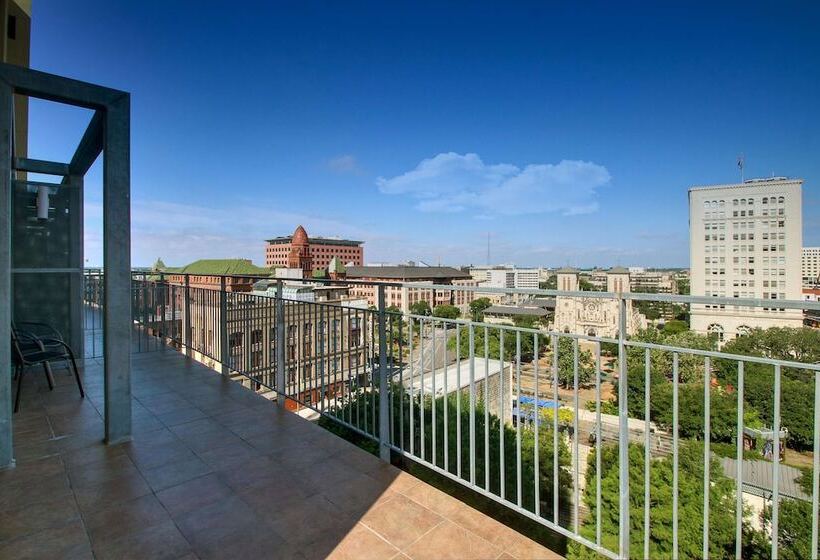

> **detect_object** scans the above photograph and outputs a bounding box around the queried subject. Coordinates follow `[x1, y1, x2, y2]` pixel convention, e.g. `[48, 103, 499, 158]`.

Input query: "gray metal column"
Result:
[68, 174, 83, 356]
[377, 285, 390, 461]
[103, 96, 132, 445]
[0, 83, 13, 468]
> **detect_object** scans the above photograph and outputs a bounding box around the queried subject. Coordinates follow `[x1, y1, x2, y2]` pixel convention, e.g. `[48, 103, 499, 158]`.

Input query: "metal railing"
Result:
[86, 270, 820, 559]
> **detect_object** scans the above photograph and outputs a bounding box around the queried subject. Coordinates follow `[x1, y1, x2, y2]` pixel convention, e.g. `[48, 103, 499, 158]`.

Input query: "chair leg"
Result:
[68, 355, 85, 399]
[14, 366, 26, 413]
[43, 362, 55, 390]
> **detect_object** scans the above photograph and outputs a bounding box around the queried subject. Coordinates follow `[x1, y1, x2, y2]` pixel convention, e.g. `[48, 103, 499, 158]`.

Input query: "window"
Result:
[229, 332, 243, 349]
[251, 329, 263, 345]
[708, 323, 725, 343]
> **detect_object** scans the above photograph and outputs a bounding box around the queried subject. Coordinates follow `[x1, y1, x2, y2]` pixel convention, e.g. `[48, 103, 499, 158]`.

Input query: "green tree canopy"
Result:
[469, 297, 492, 321]
[432, 304, 460, 320]
[555, 337, 595, 388]
[715, 327, 820, 450]
[409, 300, 432, 318]
[569, 442, 747, 560]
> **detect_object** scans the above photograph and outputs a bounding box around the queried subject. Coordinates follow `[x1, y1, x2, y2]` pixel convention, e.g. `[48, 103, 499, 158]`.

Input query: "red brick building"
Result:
[265, 225, 363, 270]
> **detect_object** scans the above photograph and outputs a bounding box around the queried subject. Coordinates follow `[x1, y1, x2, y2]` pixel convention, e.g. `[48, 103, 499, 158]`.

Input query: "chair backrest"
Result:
[10, 324, 27, 366]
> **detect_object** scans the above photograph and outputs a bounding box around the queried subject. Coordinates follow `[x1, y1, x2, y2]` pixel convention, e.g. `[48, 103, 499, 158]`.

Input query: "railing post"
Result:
[183, 274, 192, 357]
[159, 272, 166, 340]
[275, 280, 286, 406]
[219, 276, 229, 376]
[377, 284, 390, 462]
[617, 295, 630, 559]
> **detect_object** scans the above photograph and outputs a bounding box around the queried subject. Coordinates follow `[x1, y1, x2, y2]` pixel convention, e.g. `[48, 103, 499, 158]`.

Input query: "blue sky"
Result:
[27, 1, 820, 268]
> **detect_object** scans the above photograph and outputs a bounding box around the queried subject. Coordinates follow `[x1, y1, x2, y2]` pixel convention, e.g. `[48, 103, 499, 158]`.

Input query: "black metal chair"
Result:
[12, 321, 65, 389]
[11, 327, 84, 413]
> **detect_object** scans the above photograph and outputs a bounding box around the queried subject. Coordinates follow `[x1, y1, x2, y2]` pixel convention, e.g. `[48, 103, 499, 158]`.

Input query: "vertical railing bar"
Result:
[377, 285, 389, 461]
[456, 322, 462, 479]
[534, 333, 540, 518]
[484, 325, 490, 491]
[643, 348, 651, 559]
[735, 361, 744, 560]
[811, 369, 819, 559]
[388, 311, 394, 446]
[399, 313, 405, 451]
[432, 317, 437, 467]
[596, 342, 603, 547]
[573, 338, 580, 533]
[703, 356, 711, 560]
[499, 329, 505, 499]
[771, 363, 781, 560]
[672, 352, 679, 560]
[409, 318, 415, 457]
[617, 296, 629, 559]
[443, 316, 449, 473]
[320, 305, 326, 415]
[552, 334, 559, 525]
[420, 317, 426, 462]
[516, 331, 522, 508]
[469, 323, 476, 486]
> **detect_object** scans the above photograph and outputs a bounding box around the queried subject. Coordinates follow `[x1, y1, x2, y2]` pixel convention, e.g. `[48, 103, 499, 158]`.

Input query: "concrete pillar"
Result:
[103, 96, 132, 445]
[0, 82, 13, 468]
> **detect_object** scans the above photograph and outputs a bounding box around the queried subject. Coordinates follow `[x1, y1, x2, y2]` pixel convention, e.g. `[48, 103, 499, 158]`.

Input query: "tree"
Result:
[762, 498, 818, 560]
[540, 275, 557, 290]
[469, 297, 492, 321]
[569, 442, 747, 560]
[555, 337, 594, 388]
[715, 327, 820, 450]
[448, 323, 540, 362]
[579, 277, 599, 291]
[409, 300, 432, 318]
[432, 304, 460, 320]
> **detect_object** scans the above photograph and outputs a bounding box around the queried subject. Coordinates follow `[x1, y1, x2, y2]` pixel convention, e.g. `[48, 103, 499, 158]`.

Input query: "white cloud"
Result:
[327, 154, 363, 175]
[377, 152, 610, 216]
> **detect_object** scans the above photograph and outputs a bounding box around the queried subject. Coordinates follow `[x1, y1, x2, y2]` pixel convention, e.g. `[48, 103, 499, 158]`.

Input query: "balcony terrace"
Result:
[2, 345, 562, 560]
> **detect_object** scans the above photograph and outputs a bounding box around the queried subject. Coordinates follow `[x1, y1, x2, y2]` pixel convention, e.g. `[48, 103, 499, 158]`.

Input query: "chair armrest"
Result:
[38, 338, 77, 358]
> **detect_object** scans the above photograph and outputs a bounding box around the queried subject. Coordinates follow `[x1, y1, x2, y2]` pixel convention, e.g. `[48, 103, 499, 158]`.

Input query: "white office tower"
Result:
[689, 178, 803, 342]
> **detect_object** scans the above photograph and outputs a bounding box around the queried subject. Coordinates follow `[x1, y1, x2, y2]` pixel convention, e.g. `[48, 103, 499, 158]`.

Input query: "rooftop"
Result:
[346, 265, 471, 280]
[266, 236, 363, 247]
[688, 177, 803, 191]
[164, 259, 273, 276]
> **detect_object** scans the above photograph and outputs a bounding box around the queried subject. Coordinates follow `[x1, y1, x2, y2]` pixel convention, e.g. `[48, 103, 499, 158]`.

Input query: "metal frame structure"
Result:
[0, 63, 131, 469]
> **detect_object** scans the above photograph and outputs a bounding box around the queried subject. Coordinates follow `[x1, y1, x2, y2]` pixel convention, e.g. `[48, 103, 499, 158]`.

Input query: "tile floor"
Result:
[1, 347, 564, 560]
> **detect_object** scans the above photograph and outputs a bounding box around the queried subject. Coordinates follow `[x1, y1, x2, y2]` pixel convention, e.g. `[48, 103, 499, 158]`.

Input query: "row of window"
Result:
[702, 196, 786, 210]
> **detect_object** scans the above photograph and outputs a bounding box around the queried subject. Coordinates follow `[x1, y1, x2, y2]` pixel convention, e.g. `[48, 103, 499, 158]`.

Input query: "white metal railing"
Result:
[102, 271, 819, 559]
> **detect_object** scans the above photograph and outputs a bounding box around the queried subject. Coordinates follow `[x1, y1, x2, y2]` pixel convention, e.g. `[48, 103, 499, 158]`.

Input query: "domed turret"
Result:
[288, 225, 312, 277]
[292, 225, 309, 246]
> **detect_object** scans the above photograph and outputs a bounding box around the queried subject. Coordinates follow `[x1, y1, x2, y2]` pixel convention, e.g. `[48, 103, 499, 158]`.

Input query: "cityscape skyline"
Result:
[25, 1, 820, 268]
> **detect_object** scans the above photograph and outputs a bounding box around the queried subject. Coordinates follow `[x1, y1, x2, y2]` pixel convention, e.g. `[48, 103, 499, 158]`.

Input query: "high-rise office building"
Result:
[689, 178, 803, 341]
[802, 247, 820, 286]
